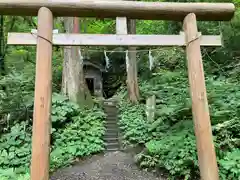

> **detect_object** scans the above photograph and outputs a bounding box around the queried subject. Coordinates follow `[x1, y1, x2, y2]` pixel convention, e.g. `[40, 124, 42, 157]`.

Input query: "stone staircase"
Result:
[103, 99, 119, 151]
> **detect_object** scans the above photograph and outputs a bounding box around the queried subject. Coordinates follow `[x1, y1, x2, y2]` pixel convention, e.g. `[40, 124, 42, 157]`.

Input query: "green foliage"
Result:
[50, 106, 105, 170]
[136, 126, 199, 180]
[119, 102, 150, 145]
[0, 121, 31, 170]
[219, 149, 240, 179]
[51, 93, 80, 124]
[0, 71, 34, 128]
[119, 70, 240, 180]
[213, 119, 240, 151]
[0, 168, 30, 180]
[0, 93, 105, 179]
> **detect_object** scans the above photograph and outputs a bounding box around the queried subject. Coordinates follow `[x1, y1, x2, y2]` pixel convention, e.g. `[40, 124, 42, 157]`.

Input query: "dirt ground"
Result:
[50, 151, 165, 180]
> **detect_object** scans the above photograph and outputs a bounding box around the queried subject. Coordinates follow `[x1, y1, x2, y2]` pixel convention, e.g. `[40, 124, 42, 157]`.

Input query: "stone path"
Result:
[50, 151, 164, 180]
[103, 99, 120, 151]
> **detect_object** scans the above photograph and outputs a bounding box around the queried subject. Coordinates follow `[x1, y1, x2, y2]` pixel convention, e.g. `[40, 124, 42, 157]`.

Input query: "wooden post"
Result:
[146, 95, 156, 122]
[183, 13, 219, 180]
[30, 7, 53, 180]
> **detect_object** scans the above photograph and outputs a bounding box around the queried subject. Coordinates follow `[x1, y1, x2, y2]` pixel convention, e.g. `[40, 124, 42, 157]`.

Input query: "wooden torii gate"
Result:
[3, 1, 235, 180]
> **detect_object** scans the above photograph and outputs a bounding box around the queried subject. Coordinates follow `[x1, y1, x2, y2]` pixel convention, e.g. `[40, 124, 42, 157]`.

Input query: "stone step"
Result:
[104, 111, 118, 116]
[105, 142, 119, 149]
[104, 123, 119, 129]
[104, 105, 118, 109]
[105, 125, 118, 128]
[106, 119, 117, 121]
[105, 125, 118, 129]
[104, 132, 118, 138]
[105, 148, 119, 152]
[104, 106, 118, 109]
[104, 111, 118, 114]
[104, 103, 118, 107]
[105, 119, 118, 123]
[105, 112, 117, 114]
[104, 105, 117, 108]
[106, 117, 117, 121]
[105, 113, 118, 116]
[105, 119, 118, 124]
[106, 112, 118, 118]
[106, 114, 117, 117]
[104, 137, 119, 143]
[105, 120, 118, 124]
[104, 106, 117, 109]
[103, 100, 119, 151]
[105, 127, 118, 130]
[105, 124, 118, 127]
[106, 118, 118, 121]
[105, 128, 118, 134]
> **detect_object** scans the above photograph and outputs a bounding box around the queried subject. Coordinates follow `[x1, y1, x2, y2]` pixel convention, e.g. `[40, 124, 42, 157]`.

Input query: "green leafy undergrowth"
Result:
[118, 101, 169, 146]
[50, 106, 105, 170]
[0, 71, 34, 131]
[118, 70, 240, 179]
[0, 93, 106, 179]
[51, 93, 80, 126]
[0, 121, 32, 172]
[135, 121, 199, 180]
[118, 102, 149, 145]
[139, 71, 192, 125]
[219, 149, 240, 180]
[0, 168, 30, 180]
[214, 119, 240, 179]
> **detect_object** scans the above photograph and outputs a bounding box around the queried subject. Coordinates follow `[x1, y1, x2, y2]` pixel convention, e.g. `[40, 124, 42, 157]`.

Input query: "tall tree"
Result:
[0, 15, 4, 77]
[62, 17, 93, 108]
[127, 18, 139, 103]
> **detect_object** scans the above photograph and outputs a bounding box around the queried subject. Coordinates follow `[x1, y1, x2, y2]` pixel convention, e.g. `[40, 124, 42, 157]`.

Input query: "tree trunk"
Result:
[127, 18, 139, 103]
[62, 17, 93, 108]
[0, 15, 5, 77]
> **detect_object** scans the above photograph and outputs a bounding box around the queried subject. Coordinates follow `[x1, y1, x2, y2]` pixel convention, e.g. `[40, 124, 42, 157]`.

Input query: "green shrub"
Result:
[135, 121, 199, 180]
[0, 121, 31, 171]
[119, 70, 240, 180]
[219, 149, 240, 180]
[0, 168, 30, 180]
[118, 102, 150, 145]
[51, 93, 80, 126]
[0, 71, 34, 131]
[0, 93, 105, 179]
[50, 106, 105, 170]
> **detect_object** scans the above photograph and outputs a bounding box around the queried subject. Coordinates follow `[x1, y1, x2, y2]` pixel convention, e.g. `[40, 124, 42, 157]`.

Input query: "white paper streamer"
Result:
[104, 50, 110, 71]
[125, 50, 129, 72]
[149, 50, 154, 71]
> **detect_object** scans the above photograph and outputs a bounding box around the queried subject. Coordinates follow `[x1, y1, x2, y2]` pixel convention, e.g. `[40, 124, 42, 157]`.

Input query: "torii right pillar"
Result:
[183, 13, 219, 180]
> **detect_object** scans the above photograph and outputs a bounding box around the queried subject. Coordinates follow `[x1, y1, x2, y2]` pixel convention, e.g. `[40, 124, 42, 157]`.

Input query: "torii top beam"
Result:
[0, 0, 235, 21]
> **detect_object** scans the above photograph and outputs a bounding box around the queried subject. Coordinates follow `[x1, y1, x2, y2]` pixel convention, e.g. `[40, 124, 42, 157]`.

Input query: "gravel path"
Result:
[50, 151, 164, 180]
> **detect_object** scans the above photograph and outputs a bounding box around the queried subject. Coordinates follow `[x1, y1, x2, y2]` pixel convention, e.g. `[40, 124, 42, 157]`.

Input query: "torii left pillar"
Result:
[30, 7, 53, 180]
